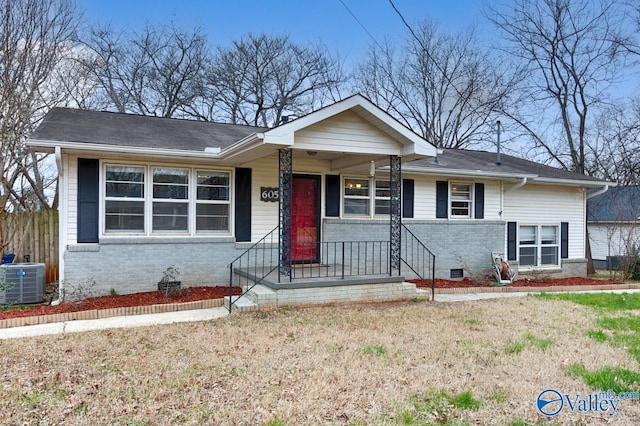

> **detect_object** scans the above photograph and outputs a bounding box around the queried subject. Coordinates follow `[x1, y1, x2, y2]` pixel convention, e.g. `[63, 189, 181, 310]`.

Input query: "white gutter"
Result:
[52, 147, 65, 305]
[504, 177, 528, 193]
[586, 185, 610, 200]
[28, 139, 225, 160]
[400, 166, 537, 181]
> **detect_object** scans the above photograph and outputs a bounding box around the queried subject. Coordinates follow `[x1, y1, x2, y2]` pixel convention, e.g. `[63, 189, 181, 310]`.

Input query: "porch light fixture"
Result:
[370, 160, 376, 177]
[306, 151, 317, 156]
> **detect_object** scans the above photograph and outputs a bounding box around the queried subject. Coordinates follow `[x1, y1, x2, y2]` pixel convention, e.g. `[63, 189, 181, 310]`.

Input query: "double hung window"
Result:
[343, 178, 392, 217]
[519, 225, 559, 266]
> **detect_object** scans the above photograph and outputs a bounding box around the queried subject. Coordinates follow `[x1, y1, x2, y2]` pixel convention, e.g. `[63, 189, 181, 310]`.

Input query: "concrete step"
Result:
[224, 295, 258, 312]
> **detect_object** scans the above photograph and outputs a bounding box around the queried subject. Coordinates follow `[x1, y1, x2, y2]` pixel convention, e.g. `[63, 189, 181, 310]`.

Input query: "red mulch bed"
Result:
[0, 286, 241, 320]
[409, 277, 623, 289]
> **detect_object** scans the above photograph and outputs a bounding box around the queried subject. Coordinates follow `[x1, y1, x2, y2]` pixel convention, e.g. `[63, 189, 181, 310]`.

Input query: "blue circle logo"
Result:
[537, 389, 563, 416]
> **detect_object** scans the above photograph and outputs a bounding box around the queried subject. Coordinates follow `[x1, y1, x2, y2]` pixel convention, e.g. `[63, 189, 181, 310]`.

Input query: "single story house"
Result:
[588, 185, 639, 270]
[27, 95, 609, 306]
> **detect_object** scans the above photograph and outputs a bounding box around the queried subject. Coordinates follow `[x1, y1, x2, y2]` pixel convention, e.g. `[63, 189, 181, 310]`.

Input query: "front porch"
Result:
[226, 224, 435, 311]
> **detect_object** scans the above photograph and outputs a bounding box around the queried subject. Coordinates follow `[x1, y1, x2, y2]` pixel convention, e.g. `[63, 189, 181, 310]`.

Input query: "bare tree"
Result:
[208, 33, 345, 127]
[353, 21, 516, 149]
[488, 0, 638, 174]
[81, 23, 210, 118]
[588, 99, 640, 185]
[0, 0, 79, 253]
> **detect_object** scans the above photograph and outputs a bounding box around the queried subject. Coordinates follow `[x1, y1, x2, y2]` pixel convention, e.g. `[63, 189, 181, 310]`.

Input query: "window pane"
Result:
[153, 202, 188, 231]
[375, 199, 390, 215]
[519, 226, 537, 245]
[105, 200, 144, 231]
[153, 168, 188, 200]
[451, 201, 470, 216]
[541, 226, 558, 245]
[344, 199, 370, 215]
[519, 247, 537, 266]
[196, 204, 229, 231]
[344, 179, 369, 197]
[451, 183, 471, 200]
[197, 171, 229, 201]
[105, 166, 144, 198]
[375, 180, 390, 198]
[541, 246, 558, 265]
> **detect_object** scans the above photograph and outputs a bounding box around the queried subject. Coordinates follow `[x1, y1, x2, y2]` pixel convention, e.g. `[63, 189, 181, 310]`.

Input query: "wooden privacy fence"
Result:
[3, 210, 59, 283]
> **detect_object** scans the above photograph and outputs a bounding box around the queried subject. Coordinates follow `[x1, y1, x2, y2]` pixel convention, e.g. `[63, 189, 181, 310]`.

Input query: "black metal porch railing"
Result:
[228, 226, 279, 312]
[228, 225, 436, 311]
[285, 240, 391, 281]
[401, 224, 436, 301]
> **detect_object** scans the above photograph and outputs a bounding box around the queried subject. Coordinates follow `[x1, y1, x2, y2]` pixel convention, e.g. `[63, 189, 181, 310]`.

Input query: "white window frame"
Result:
[518, 224, 560, 268]
[195, 170, 231, 233]
[104, 165, 146, 234]
[101, 162, 233, 236]
[152, 167, 190, 233]
[449, 181, 473, 218]
[342, 176, 393, 218]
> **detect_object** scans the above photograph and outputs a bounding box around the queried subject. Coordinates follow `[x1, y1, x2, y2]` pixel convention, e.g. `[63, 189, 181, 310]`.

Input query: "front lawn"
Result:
[1, 296, 639, 424]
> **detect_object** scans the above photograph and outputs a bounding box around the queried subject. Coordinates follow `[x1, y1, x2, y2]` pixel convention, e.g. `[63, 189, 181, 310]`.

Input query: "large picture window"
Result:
[519, 224, 559, 267]
[103, 164, 231, 235]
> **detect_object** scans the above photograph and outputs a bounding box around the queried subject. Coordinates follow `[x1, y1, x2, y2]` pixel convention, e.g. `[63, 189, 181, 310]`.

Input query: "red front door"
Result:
[291, 175, 320, 262]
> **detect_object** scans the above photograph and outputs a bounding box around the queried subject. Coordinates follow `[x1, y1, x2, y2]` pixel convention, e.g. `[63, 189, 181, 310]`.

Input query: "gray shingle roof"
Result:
[29, 107, 267, 151]
[405, 149, 606, 184]
[588, 186, 640, 222]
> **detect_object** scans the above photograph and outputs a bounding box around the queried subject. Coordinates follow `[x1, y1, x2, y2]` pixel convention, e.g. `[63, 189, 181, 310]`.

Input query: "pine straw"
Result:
[0, 297, 639, 425]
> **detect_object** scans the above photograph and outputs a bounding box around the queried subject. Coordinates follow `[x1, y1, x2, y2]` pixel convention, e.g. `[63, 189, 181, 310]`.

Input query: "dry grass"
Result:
[0, 297, 639, 425]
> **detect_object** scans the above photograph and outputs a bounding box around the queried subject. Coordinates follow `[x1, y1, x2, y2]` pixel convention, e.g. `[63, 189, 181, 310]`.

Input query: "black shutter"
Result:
[234, 168, 252, 242]
[77, 158, 99, 243]
[402, 179, 414, 218]
[561, 222, 569, 259]
[507, 222, 517, 261]
[474, 183, 485, 219]
[436, 181, 448, 218]
[325, 175, 340, 217]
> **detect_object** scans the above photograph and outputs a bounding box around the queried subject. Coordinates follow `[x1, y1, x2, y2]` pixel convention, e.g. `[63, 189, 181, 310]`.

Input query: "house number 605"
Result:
[260, 187, 279, 202]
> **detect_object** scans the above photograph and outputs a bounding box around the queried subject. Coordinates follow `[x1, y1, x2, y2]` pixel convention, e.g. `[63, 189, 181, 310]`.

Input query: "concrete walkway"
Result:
[0, 306, 229, 340]
[2, 288, 640, 339]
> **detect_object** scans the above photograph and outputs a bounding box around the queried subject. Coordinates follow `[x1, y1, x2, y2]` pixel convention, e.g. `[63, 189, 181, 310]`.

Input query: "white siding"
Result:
[295, 110, 403, 155]
[589, 223, 640, 260]
[410, 174, 502, 220]
[504, 184, 586, 259]
[246, 156, 279, 241]
[67, 154, 78, 245]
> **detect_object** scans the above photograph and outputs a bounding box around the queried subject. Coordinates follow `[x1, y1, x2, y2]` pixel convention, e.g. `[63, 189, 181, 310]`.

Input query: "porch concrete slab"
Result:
[0, 307, 229, 340]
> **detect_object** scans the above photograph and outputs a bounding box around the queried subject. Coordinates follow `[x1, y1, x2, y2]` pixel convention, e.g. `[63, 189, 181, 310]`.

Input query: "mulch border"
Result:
[0, 298, 223, 329]
[2, 283, 639, 330]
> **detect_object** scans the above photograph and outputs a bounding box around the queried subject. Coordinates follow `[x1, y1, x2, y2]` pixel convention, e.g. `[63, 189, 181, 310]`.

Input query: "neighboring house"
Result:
[588, 186, 640, 270]
[26, 95, 609, 305]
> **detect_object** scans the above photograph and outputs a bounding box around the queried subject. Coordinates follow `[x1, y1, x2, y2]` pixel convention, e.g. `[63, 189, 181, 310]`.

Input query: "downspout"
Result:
[51, 147, 65, 305]
[586, 185, 609, 200]
[504, 177, 528, 193]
